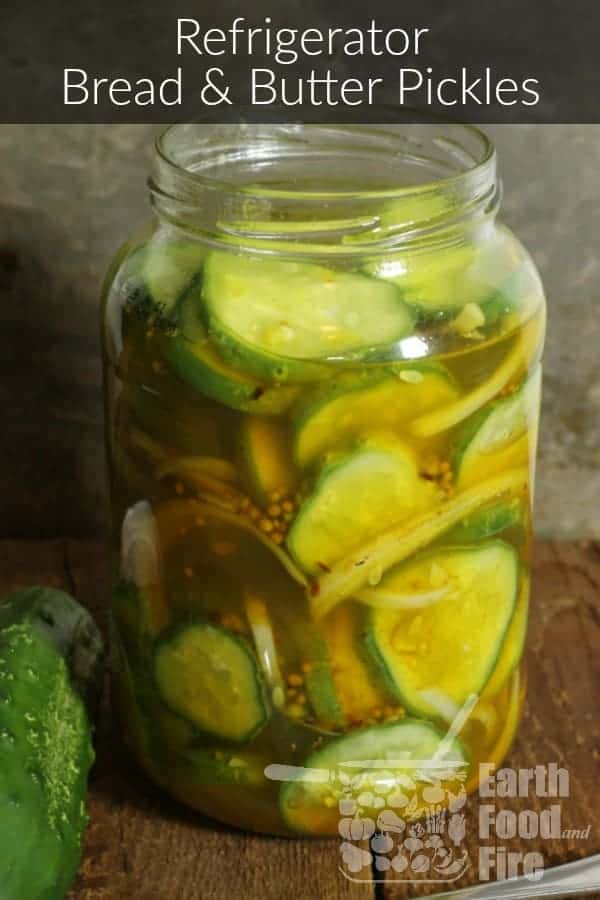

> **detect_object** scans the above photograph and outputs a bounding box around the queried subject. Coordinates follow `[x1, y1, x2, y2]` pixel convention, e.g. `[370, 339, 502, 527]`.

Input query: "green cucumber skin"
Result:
[165, 332, 300, 415]
[292, 361, 457, 466]
[362, 542, 518, 716]
[303, 659, 346, 730]
[205, 318, 330, 385]
[202, 254, 415, 384]
[121, 263, 299, 415]
[0, 587, 103, 900]
[280, 718, 469, 834]
[120, 240, 207, 328]
[293, 363, 449, 422]
[406, 287, 515, 328]
[163, 281, 301, 415]
[153, 621, 270, 744]
[443, 499, 525, 543]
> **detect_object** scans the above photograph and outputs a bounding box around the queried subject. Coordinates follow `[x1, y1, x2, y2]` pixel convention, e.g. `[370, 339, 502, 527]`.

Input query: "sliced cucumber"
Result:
[366, 241, 483, 314]
[287, 443, 436, 575]
[164, 285, 300, 415]
[281, 719, 468, 835]
[153, 621, 269, 743]
[202, 252, 414, 382]
[455, 366, 541, 488]
[302, 658, 346, 731]
[240, 417, 298, 504]
[310, 467, 528, 620]
[322, 603, 390, 723]
[122, 239, 206, 323]
[293, 364, 459, 469]
[365, 542, 518, 719]
[444, 497, 525, 543]
[484, 576, 529, 697]
[365, 232, 542, 327]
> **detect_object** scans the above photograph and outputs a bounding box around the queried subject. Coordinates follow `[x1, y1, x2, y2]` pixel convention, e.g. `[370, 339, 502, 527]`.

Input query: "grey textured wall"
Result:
[0, 125, 598, 538]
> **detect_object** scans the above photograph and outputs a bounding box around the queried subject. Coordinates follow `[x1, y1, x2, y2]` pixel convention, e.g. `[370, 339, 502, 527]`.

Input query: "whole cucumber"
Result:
[0, 586, 104, 899]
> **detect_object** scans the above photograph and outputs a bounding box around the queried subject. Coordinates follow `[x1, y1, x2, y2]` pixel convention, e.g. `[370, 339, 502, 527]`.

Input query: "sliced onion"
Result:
[355, 585, 450, 610]
[245, 594, 285, 708]
[121, 500, 161, 587]
[418, 689, 461, 725]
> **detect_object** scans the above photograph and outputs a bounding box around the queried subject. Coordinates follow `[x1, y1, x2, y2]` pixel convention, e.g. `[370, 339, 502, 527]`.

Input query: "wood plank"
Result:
[381, 540, 600, 898]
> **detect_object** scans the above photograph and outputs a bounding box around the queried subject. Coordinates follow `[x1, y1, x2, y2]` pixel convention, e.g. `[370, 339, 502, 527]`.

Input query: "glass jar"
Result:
[102, 121, 545, 837]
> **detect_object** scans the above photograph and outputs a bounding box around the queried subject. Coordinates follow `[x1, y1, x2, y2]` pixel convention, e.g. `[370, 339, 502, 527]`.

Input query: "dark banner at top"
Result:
[1, 0, 598, 123]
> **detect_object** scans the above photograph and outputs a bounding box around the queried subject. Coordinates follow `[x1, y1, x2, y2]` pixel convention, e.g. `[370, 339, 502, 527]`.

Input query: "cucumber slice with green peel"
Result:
[364, 239, 524, 325]
[310, 467, 528, 620]
[365, 241, 483, 313]
[202, 252, 415, 382]
[322, 603, 391, 724]
[365, 232, 542, 326]
[444, 497, 525, 544]
[153, 621, 269, 743]
[164, 286, 301, 415]
[287, 443, 437, 575]
[365, 542, 519, 719]
[484, 576, 529, 697]
[240, 417, 298, 503]
[293, 364, 459, 469]
[302, 658, 346, 731]
[122, 240, 206, 324]
[280, 719, 468, 835]
[455, 366, 541, 488]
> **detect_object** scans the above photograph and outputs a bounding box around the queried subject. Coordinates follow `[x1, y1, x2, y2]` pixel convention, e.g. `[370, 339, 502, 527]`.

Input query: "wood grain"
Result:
[0, 540, 597, 900]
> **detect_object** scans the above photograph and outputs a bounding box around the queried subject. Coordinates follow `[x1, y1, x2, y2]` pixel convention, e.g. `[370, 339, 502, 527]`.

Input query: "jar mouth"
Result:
[150, 113, 498, 252]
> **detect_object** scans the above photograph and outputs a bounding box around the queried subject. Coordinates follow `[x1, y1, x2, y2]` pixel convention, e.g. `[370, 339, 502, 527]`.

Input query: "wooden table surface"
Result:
[1, 539, 598, 900]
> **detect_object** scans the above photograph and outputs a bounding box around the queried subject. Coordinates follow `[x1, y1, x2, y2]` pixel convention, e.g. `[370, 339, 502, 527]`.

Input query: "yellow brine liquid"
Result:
[103, 184, 544, 836]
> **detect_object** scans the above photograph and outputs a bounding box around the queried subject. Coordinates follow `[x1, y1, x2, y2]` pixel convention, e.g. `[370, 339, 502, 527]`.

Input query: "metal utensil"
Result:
[421, 853, 600, 899]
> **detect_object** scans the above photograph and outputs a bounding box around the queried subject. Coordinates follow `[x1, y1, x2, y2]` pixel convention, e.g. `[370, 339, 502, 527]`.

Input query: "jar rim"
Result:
[150, 113, 498, 252]
[154, 112, 495, 201]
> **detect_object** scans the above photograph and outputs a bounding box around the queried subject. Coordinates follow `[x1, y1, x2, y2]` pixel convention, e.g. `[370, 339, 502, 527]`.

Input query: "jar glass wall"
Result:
[102, 121, 545, 837]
